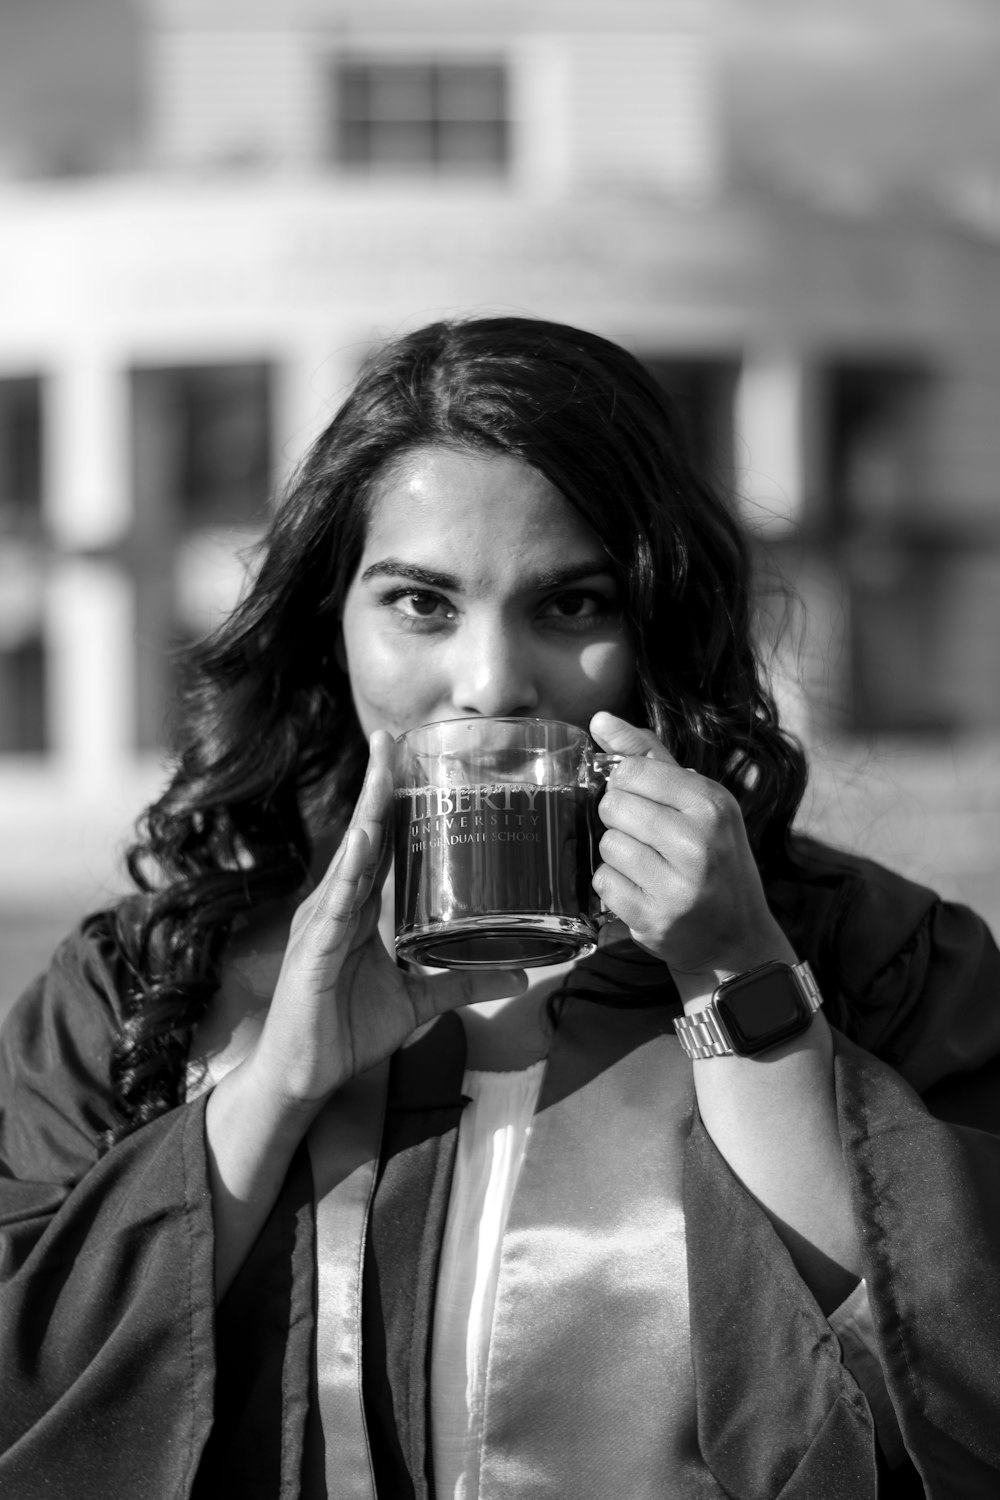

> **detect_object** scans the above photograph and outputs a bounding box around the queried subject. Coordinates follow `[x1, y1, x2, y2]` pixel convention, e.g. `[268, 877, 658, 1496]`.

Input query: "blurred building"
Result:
[2, 0, 1000, 993]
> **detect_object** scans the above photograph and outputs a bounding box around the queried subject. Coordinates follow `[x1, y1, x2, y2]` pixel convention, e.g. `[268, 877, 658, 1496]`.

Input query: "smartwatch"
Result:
[673, 959, 822, 1059]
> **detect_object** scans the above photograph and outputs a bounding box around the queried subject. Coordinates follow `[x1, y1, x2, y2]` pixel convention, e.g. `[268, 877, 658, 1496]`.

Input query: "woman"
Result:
[1, 317, 998, 1499]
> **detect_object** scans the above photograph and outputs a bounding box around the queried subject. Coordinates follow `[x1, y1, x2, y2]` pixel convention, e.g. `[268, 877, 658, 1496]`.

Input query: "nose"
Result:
[448, 617, 540, 719]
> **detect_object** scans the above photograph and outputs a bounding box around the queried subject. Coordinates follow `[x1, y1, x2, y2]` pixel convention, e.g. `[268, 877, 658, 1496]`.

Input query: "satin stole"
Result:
[307, 1061, 390, 1500]
[308, 996, 728, 1499]
[473, 998, 725, 1499]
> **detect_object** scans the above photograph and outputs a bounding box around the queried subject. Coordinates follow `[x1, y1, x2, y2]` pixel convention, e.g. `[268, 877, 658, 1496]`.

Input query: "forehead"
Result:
[360, 445, 609, 583]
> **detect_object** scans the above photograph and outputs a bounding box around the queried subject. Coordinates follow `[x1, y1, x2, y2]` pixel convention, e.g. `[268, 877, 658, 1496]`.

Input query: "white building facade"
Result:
[2, 0, 1000, 983]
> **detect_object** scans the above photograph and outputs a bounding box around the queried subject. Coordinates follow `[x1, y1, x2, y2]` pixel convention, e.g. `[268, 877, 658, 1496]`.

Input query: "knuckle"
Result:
[706, 784, 738, 822]
[618, 894, 640, 926]
[694, 788, 725, 826]
[317, 881, 357, 927]
[597, 788, 623, 823]
[675, 878, 700, 920]
[608, 756, 641, 791]
[599, 827, 631, 866]
[325, 898, 357, 929]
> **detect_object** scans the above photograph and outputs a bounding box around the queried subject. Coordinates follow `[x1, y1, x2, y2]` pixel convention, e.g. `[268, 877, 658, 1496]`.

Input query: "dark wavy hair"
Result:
[102, 315, 808, 1146]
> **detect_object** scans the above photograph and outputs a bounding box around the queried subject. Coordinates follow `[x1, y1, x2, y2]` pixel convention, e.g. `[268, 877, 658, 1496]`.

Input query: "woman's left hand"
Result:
[592, 715, 860, 1306]
[590, 711, 796, 991]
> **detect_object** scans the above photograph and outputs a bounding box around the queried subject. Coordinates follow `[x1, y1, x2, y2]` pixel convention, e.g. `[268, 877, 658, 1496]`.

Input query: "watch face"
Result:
[715, 963, 812, 1056]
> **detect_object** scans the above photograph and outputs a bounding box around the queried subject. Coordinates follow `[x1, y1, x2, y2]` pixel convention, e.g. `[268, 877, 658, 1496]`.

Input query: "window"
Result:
[0, 377, 43, 535]
[827, 362, 931, 529]
[0, 377, 47, 751]
[130, 362, 274, 749]
[820, 360, 1000, 733]
[643, 357, 740, 486]
[334, 60, 508, 175]
[132, 363, 272, 526]
[0, 637, 46, 753]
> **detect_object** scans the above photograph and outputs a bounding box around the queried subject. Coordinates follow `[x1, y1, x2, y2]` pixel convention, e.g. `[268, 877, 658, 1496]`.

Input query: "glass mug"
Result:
[393, 717, 621, 969]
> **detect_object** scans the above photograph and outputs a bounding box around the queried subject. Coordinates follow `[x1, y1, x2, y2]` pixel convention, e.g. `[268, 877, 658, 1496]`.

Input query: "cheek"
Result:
[576, 640, 637, 711]
[341, 622, 444, 737]
[344, 634, 401, 708]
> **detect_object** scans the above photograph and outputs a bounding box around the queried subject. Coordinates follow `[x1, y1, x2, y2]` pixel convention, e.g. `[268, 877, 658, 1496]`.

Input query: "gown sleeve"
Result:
[686, 866, 1000, 1499]
[833, 1018, 1000, 1494]
[830, 881, 1000, 1493]
[0, 913, 218, 1499]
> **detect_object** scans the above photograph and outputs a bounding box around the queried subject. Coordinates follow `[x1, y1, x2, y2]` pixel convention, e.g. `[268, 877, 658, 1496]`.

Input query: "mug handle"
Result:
[585, 749, 625, 928]
[588, 750, 625, 784]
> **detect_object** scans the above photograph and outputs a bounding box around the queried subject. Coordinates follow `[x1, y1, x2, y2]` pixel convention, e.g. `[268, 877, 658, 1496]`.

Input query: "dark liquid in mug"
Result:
[394, 782, 600, 965]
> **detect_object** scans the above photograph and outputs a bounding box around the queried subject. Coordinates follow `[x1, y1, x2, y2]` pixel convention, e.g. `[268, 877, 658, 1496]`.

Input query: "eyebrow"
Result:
[359, 559, 617, 592]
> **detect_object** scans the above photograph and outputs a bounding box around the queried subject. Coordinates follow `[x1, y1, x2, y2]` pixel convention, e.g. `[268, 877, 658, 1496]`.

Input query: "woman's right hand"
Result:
[206, 729, 525, 1300]
[244, 729, 525, 1121]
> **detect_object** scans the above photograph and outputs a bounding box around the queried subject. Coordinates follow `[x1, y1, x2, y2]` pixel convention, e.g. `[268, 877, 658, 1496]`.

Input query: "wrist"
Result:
[675, 932, 799, 1013]
[674, 956, 823, 1061]
[216, 1051, 329, 1146]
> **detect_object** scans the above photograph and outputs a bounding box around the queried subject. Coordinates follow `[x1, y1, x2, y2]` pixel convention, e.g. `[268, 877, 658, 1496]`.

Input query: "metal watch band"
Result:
[673, 959, 822, 1060]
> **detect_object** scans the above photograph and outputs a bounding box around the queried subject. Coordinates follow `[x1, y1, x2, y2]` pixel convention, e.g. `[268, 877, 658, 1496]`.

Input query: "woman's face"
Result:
[339, 445, 637, 740]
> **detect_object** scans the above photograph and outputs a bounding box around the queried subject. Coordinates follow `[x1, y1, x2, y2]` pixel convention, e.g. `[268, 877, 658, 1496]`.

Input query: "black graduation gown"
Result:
[1, 843, 1000, 1498]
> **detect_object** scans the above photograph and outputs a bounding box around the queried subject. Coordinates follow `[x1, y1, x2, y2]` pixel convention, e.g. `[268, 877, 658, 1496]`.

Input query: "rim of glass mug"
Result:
[393, 716, 624, 780]
[394, 714, 603, 744]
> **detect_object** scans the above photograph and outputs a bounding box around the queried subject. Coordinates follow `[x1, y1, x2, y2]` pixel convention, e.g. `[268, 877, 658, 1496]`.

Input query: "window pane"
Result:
[827, 363, 931, 525]
[0, 378, 46, 753]
[849, 545, 1000, 733]
[338, 66, 372, 121]
[132, 363, 273, 528]
[436, 120, 507, 170]
[0, 377, 43, 533]
[643, 357, 740, 483]
[436, 63, 506, 122]
[173, 366, 272, 522]
[367, 121, 436, 169]
[368, 64, 434, 123]
[339, 118, 372, 165]
[0, 637, 46, 753]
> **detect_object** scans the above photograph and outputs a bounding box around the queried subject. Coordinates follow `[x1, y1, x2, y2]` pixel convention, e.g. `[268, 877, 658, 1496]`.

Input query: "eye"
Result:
[401, 591, 445, 617]
[547, 593, 598, 617]
[379, 587, 457, 627]
[539, 590, 618, 628]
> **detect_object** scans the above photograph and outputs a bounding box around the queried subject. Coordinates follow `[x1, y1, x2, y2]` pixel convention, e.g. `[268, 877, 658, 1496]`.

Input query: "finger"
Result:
[349, 731, 393, 839]
[410, 965, 529, 1026]
[599, 756, 724, 827]
[591, 859, 648, 934]
[590, 712, 675, 764]
[598, 764, 689, 827]
[366, 730, 397, 889]
[315, 827, 371, 935]
[596, 916, 632, 949]
[598, 823, 670, 892]
[345, 732, 394, 898]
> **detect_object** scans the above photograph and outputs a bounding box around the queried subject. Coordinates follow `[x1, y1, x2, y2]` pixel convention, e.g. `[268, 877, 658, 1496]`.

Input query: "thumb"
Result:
[411, 965, 529, 1025]
[590, 711, 674, 764]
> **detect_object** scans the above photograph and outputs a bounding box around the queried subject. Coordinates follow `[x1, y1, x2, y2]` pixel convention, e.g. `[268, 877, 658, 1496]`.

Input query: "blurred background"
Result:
[2, 0, 1000, 1016]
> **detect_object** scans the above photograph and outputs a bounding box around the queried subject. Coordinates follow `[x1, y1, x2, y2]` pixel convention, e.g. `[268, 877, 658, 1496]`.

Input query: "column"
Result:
[273, 341, 362, 492]
[44, 560, 136, 787]
[734, 351, 843, 743]
[733, 350, 817, 535]
[43, 349, 131, 550]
